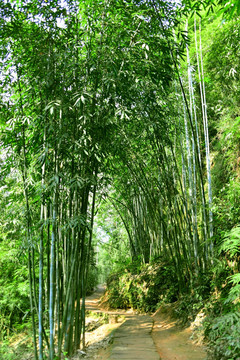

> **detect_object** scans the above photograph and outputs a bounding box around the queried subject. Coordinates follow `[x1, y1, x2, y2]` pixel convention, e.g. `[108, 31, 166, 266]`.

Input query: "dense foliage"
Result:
[105, 259, 178, 312]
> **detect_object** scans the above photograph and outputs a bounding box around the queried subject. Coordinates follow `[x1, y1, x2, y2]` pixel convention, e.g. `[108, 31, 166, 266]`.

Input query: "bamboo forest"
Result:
[1, 0, 240, 359]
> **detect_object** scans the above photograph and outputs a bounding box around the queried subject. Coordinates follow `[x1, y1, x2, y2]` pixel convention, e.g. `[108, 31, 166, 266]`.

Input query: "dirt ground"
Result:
[152, 306, 207, 360]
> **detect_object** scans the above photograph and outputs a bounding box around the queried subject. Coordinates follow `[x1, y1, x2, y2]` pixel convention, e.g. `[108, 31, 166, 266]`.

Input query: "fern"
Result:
[224, 274, 240, 304]
[220, 226, 240, 258]
[208, 312, 240, 360]
[219, 227, 240, 305]
[228, 273, 240, 285]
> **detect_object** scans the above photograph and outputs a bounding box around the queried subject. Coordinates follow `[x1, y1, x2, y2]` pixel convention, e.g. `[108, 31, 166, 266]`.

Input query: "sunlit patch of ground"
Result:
[71, 317, 124, 360]
[0, 329, 34, 360]
[152, 305, 207, 360]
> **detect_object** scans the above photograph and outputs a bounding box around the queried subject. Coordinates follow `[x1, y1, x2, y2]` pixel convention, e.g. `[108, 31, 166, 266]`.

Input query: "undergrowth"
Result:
[106, 258, 178, 312]
[0, 324, 33, 360]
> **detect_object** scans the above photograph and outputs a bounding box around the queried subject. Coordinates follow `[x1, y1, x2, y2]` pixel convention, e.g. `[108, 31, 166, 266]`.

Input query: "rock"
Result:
[77, 350, 87, 356]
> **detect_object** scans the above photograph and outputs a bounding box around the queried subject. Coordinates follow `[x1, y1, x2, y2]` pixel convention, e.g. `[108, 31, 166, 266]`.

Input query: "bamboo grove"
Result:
[0, 0, 237, 359]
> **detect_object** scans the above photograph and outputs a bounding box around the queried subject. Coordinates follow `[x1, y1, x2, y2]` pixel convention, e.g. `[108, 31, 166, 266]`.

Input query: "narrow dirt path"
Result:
[83, 286, 207, 360]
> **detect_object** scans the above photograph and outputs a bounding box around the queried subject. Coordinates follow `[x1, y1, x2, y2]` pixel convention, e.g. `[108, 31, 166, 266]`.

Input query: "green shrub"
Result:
[106, 259, 178, 312]
[206, 311, 240, 360]
[0, 244, 30, 340]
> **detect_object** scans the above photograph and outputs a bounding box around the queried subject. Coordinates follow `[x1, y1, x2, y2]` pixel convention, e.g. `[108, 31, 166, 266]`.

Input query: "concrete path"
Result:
[85, 286, 160, 360]
[108, 314, 160, 360]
